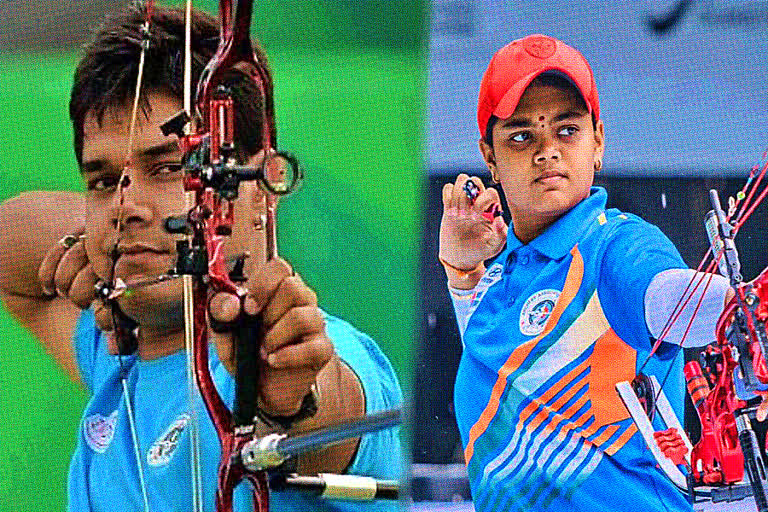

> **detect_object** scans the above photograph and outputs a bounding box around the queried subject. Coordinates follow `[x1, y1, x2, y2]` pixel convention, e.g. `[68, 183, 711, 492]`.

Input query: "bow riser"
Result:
[684, 352, 745, 485]
[175, 1, 272, 511]
[717, 266, 768, 387]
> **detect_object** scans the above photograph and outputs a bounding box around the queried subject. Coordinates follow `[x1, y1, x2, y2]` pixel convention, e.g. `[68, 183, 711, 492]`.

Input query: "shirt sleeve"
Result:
[323, 314, 403, 486]
[447, 285, 475, 339]
[598, 219, 688, 354]
[644, 268, 730, 347]
[73, 308, 101, 392]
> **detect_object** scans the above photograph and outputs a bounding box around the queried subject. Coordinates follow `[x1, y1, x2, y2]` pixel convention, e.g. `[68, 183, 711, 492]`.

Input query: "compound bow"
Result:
[616, 151, 768, 510]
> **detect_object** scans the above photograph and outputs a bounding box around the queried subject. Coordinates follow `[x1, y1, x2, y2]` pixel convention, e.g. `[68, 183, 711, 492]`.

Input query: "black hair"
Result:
[70, 1, 273, 165]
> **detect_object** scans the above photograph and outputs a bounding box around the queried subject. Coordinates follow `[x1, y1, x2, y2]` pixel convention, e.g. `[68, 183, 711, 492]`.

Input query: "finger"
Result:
[473, 187, 502, 218]
[464, 176, 487, 211]
[53, 241, 89, 297]
[261, 305, 325, 355]
[208, 291, 242, 323]
[262, 275, 317, 328]
[247, 258, 293, 313]
[442, 183, 454, 212]
[68, 263, 101, 309]
[211, 328, 235, 373]
[451, 174, 471, 212]
[264, 333, 334, 371]
[258, 368, 316, 415]
[106, 331, 120, 355]
[468, 175, 486, 195]
[94, 301, 114, 332]
[758, 393, 768, 422]
[39, 243, 72, 296]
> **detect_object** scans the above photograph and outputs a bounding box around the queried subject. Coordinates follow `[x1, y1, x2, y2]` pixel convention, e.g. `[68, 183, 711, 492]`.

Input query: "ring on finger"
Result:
[58, 234, 85, 249]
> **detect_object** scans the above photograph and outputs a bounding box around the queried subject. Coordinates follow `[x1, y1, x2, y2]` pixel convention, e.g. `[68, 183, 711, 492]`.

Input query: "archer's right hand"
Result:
[38, 228, 114, 335]
[439, 174, 507, 283]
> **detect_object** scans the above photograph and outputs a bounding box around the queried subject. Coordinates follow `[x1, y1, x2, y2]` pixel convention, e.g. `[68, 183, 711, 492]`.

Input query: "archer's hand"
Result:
[209, 258, 333, 416]
[439, 174, 507, 280]
[38, 228, 115, 336]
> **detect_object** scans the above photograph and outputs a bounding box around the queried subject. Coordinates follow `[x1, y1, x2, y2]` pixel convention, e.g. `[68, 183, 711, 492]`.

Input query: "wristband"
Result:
[256, 384, 320, 430]
[438, 256, 483, 279]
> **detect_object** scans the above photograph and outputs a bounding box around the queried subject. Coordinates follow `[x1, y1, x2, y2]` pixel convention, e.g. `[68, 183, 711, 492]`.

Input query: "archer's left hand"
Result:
[208, 258, 333, 416]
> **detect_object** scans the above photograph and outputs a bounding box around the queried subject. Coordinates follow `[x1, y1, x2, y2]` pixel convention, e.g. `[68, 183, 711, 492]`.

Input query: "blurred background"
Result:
[0, 0, 426, 508]
[416, 0, 768, 507]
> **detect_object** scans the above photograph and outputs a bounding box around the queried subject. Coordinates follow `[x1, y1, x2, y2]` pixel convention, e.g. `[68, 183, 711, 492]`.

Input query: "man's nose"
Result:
[109, 174, 153, 229]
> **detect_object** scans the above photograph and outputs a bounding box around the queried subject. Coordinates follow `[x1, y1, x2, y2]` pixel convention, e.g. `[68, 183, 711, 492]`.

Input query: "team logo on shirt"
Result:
[519, 289, 560, 336]
[84, 410, 118, 454]
[148, 414, 191, 467]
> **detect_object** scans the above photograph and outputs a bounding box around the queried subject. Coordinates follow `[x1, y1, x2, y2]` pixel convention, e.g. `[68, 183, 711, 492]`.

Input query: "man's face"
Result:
[80, 91, 266, 328]
[480, 82, 604, 243]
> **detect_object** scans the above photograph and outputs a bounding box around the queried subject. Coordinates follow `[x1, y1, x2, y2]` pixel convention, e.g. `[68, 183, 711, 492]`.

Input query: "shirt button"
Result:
[520, 255, 530, 265]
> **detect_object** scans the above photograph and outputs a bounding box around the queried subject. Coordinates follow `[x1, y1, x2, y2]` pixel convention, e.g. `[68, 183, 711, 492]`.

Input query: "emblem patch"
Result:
[519, 289, 560, 336]
[148, 414, 190, 467]
[84, 410, 118, 454]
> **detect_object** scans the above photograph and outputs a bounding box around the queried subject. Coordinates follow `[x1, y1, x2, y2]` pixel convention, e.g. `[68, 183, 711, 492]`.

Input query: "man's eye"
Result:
[558, 126, 578, 137]
[150, 162, 183, 176]
[510, 132, 530, 143]
[87, 176, 118, 192]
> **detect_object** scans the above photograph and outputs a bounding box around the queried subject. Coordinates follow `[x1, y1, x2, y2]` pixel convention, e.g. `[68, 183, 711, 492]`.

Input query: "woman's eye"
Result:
[558, 126, 578, 137]
[510, 132, 530, 143]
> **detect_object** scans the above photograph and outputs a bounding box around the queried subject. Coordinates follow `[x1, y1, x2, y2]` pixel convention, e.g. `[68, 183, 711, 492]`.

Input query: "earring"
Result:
[594, 159, 602, 172]
[490, 168, 500, 183]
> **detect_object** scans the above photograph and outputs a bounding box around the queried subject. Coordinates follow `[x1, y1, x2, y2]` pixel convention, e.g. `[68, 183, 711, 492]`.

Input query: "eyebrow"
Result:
[500, 110, 588, 130]
[138, 141, 180, 159]
[80, 141, 180, 174]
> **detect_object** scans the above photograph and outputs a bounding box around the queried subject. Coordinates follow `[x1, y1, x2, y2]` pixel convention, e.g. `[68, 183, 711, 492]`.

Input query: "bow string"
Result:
[617, 147, 768, 509]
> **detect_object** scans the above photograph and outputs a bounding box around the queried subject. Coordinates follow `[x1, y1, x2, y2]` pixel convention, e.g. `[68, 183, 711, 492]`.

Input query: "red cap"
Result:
[477, 34, 599, 138]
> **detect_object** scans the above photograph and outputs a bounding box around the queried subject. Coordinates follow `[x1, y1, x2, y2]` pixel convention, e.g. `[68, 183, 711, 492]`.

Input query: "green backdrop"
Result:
[0, 1, 426, 509]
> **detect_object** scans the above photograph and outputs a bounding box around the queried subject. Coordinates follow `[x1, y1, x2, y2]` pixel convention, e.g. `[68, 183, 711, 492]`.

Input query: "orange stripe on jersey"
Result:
[530, 382, 588, 433]
[589, 424, 620, 447]
[549, 394, 593, 436]
[585, 329, 636, 428]
[605, 423, 638, 456]
[527, 385, 589, 438]
[464, 245, 585, 463]
[518, 359, 590, 425]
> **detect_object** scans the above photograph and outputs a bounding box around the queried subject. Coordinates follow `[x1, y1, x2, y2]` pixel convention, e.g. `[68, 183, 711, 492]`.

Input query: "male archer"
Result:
[437, 34, 751, 512]
[0, 3, 401, 511]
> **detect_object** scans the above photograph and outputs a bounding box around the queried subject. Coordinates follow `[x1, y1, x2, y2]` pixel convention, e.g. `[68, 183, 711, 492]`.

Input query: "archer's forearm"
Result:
[0, 191, 85, 298]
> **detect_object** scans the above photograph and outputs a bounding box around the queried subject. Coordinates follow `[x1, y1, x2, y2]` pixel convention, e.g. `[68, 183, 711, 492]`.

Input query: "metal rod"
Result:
[278, 409, 401, 458]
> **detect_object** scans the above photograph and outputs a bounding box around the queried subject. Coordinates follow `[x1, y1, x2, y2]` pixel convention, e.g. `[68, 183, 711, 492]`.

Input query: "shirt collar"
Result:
[506, 186, 607, 260]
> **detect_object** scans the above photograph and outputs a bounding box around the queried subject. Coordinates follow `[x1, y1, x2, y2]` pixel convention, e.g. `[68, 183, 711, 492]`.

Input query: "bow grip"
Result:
[233, 307, 263, 428]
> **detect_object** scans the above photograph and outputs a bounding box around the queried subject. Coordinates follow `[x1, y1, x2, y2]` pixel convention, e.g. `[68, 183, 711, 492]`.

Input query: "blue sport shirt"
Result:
[451, 187, 692, 512]
[68, 309, 402, 511]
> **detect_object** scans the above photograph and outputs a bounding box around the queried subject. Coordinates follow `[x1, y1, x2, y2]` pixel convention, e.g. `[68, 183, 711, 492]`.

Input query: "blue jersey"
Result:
[451, 187, 691, 512]
[68, 309, 402, 511]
